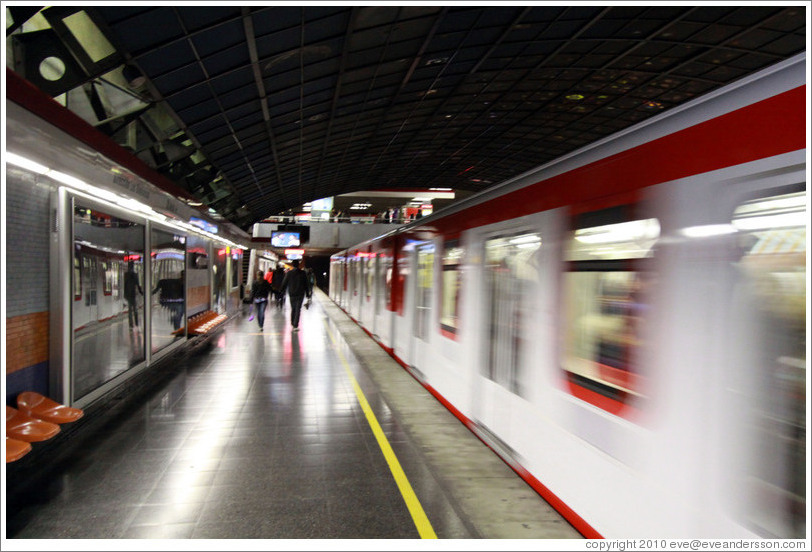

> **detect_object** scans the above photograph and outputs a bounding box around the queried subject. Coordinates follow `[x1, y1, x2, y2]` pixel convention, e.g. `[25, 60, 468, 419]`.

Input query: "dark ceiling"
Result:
[7, 4, 806, 231]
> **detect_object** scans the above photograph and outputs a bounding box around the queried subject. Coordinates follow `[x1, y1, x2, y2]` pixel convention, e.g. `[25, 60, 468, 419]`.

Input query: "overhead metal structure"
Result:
[6, 4, 806, 231]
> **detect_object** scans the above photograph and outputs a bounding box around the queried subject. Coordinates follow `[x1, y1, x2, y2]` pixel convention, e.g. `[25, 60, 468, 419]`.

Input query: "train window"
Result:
[731, 190, 805, 538]
[101, 261, 113, 295]
[375, 252, 392, 314]
[562, 213, 659, 413]
[349, 256, 358, 297]
[383, 253, 393, 310]
[375, 253, 388, 315]
[440, 240, 463, 336]
[366, 255, 375, 302]
[113, 262, 121, 298]
[73, 249, 82, 300]
[356, 256, 363, 300]
[415, 243, 435, 340]
[82, 256, 97, 306]
[483, 231, 541, 397]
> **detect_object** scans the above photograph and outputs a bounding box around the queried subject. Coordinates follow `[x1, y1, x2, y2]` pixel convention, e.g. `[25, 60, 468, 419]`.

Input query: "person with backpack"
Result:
[271, 264, 287, 308]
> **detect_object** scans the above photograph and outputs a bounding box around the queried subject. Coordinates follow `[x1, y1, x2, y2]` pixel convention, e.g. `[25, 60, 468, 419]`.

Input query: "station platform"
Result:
[5, 289, 582, 542]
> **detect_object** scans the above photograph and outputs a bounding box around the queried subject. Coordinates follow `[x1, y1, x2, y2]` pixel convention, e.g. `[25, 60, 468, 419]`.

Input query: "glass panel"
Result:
[569, 218, 660, 261]
[415, 244, 434, 340]
[72, 203, 145, 400]
[483, 232, 540, 397]
[231, 248, 242, 289]
[563, 217, 658, 405]
[186, 235, 210, 317]
[732, 190, 806, 538]
[150, 228, 186, 354]
[441, 240, 464, 334]
[212, 244, 227, 313]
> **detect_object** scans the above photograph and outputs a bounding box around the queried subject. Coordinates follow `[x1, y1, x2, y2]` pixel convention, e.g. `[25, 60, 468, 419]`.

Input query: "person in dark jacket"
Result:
[271, 265, 287, 308]
[123, 260, 143, 328]
[280, 259, 312, 331]
[153, 270, 184, 330]
[250, 269, 273, 331]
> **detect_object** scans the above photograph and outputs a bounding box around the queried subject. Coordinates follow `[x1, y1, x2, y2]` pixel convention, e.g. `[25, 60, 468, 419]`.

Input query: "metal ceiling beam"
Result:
[242, 5, 282, 213]
[325, 7, 452, 190]
[169, 6, 249, 219]
[327, 6, 428, 189]
[311, 6, 362, 203]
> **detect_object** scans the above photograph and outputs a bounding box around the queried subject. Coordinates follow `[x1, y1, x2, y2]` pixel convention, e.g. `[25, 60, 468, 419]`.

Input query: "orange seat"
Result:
[6, 406, 60, 442]
[6, 437, 32, 463]
[17, 391, 84, 424]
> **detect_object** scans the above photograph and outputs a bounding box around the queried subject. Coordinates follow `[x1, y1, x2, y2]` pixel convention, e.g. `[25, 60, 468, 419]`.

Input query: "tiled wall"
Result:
[5, 167, 54, 401]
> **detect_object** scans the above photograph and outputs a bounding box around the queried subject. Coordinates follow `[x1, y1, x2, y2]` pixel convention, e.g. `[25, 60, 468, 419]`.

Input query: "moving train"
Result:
[330, 53, 807, 538]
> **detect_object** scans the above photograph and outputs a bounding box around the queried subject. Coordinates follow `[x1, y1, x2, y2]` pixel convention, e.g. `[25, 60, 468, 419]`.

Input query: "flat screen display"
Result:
[271, 231, 301, 247]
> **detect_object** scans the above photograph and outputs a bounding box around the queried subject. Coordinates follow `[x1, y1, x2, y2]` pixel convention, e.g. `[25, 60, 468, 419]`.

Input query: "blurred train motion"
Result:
[330, 54, 807, 538]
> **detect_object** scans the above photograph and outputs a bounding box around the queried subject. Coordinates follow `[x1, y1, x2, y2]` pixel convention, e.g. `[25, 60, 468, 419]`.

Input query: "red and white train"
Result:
[330, 53, 807, 539]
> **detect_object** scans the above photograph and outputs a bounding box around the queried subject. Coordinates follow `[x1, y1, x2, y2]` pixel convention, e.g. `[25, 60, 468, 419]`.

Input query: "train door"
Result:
[365, 252, 377, 336]
[393, 243, 416, 366]
[471, 218, 543, 441]
[375, 251, 393, 346]
[645, 154, 806, 538]
[330, 256, 341, 303]
[409, 241, 435, 376]
[706, 175, 805, 538]
[351, 253, 363, 320]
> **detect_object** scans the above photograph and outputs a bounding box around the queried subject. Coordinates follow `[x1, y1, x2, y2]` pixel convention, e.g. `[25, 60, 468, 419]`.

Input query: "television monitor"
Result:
[271, 231, 301, 247]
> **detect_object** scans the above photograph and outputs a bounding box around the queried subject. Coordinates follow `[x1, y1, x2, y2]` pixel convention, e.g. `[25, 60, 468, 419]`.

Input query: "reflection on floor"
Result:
[8, 291, 582, 540]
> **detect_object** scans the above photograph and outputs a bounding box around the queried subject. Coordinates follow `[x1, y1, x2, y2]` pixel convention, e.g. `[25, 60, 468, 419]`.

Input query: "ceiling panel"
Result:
[7, 5, 806, 229]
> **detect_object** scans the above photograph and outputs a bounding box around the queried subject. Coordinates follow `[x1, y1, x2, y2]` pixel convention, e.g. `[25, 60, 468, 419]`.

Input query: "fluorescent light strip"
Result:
[733, 212, 807, 231]
[679, 224, 737, 238]
[575, 219, 660, 244]
[7, 151, 244, 250]
[6, 152, 50, 174]
[509, 234, 541, 245]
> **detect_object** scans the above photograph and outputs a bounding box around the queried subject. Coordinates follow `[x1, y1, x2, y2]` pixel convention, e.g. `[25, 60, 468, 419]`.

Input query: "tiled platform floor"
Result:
[5, 289, 582, 543]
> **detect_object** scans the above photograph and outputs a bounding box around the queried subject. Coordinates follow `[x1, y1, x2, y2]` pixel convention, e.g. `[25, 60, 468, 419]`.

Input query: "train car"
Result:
[330, 53, 807, 538]
[5, 69, 250, 410]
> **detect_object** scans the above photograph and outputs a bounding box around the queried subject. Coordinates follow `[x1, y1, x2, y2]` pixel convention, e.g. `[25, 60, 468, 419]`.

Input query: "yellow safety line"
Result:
[324, 319, 437, 539]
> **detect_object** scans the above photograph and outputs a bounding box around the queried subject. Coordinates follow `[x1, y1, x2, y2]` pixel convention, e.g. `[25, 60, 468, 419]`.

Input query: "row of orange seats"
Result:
[187, 310, 228, 336]
[6, 392, 84, 463]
